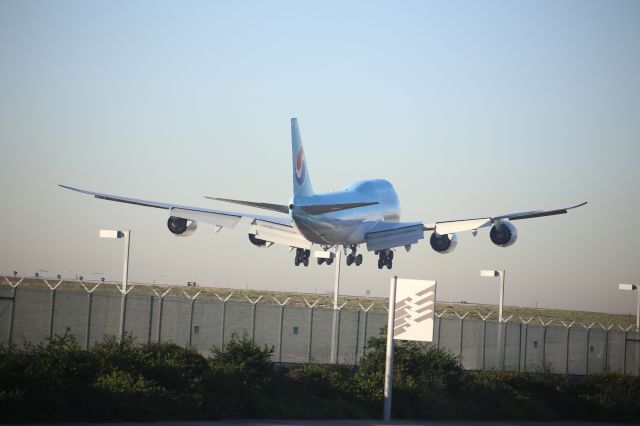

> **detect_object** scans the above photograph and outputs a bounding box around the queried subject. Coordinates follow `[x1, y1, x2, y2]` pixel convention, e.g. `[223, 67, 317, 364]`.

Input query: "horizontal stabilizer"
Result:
[300, 201, 379, 215]
[205, 197, 289, 214]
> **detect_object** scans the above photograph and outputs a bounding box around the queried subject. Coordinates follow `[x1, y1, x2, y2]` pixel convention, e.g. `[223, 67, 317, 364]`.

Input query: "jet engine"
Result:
[248, 233, 267, 247]
[430, 232, 458, 254]
[489, 221, 518, 247]
[167, 216, 197, 237]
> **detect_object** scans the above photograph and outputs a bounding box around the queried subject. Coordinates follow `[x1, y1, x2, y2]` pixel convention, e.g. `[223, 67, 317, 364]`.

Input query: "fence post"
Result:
[183, 290, 201, 347]
[245, 296, 263, 343]
[539, 319, 553, 372]
[561, 321, 575, 375]
[454, 312, 468, 363]
[333, 301, 347, 364]
[80, 279, 100, 349]
[520, 317, 533, 372]
[358, 303, 374, 361]
[43, 279, 62, 340]
[304, 298, 319, 362]
[273, 297, 290, 362]
[501, 315, 513, 370]
[3, 277, 23, 344]
[147, 296, 154, 344]
[215, 293, 233, 349]
[583, 322, 595, 375]
[152, 287, 171, 343]
[435, 310, 447, 349]
[477, 312, 492, 370]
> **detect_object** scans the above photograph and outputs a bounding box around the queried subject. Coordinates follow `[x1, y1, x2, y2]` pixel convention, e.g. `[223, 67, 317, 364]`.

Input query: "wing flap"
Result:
[249, 221, 312, 249]
[366, 222, 424, 251]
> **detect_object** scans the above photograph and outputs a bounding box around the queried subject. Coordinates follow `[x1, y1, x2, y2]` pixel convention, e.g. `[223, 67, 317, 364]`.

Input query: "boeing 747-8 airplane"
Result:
[60, 118, 586, 269]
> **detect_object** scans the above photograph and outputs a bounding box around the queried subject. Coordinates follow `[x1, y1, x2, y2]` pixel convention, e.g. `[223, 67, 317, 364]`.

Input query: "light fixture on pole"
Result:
[481, 269, 506, 370]
[618, 283, 639, 331]
[100, 229, 131, 342]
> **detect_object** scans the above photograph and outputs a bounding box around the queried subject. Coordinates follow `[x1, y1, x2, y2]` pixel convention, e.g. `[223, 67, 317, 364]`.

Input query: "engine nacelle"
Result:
[490, 221, 518, 247]
[248, 233, 267, 247]
[430, 232, 458, 254]
[167, 216, 197, 237]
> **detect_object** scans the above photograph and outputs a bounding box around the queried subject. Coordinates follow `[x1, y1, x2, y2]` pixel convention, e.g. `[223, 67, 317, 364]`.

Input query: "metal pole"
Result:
[85, 292, 93, 349]
[147, 296, 154, 344]
[585, 327, 591, 375]
[542, 326, 548, 372]
[157, 297, 164, 343]
[517, 323, 522, 373]
[251, 304, 257, 343]
[623, 330, 627, 374]
[436, 316, 442, 349]
[49, 288, 56, 339]
[119, 230, 131, 343]
[383, 276, 397, 423]
[354, 310, 362, 363]
[221, 301, 227, 350]
[331, 248, 342, 363]
[458, 316, 464, 363]
[481, 320, 486, 370]
[523, 325, 528, 372]
[8, 287, 16, 344]
[604, 328, 609, 371]
[188, 298, 195, 347]
[362, 310, 369, 357]
[565, 327, 571, 374]
[497, 270, 505, 370]
[278, 305, 285, 362]
[307, 306, 314, 362]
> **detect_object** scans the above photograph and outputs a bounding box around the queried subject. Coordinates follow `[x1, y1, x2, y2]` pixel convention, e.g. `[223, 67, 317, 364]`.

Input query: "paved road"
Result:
[9, 421, 630, 426]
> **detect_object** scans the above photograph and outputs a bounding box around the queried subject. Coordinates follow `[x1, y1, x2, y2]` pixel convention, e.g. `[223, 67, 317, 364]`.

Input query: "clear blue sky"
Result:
[1, 1, 639, 315]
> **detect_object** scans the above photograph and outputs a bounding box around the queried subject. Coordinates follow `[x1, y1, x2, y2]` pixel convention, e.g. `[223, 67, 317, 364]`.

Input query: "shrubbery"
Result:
[0, 328, 638, 422]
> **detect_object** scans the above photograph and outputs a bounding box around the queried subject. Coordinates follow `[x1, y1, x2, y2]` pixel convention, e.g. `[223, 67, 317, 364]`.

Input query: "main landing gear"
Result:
[376, 249, 393, 270]
[294, 248, 311, 267]
[345, 246, 363, 267]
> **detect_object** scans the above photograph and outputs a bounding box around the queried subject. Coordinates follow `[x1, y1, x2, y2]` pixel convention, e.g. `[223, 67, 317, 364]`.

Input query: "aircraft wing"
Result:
[424, 202, 588, 235]
[58, 185, 310, 247]
[365, 221, 425, 251]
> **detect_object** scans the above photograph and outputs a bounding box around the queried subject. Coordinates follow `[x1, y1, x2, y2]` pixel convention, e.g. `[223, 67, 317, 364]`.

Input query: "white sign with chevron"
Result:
[393, 279, 437, 342]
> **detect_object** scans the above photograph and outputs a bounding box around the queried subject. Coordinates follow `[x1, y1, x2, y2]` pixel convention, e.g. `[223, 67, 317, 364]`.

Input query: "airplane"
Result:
[60, 118, 586, 270]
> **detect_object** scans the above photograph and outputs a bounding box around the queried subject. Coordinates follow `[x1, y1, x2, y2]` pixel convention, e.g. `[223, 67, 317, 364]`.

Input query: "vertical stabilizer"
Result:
[291, 118, 314, 197]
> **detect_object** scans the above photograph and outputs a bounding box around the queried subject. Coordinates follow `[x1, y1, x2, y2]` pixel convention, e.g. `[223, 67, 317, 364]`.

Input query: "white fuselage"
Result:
[290, 179, 400, 245]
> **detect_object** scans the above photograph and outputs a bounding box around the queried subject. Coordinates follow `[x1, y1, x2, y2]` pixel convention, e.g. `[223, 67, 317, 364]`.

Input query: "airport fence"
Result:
[0, 277, 638, 375]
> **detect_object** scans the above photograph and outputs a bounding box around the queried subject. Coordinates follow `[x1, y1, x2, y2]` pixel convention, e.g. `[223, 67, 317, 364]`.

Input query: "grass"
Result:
[1, 276, 635, 327]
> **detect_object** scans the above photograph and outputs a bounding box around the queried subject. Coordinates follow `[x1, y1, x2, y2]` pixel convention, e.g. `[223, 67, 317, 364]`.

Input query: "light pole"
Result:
[100, 229, 131, 342]
[618, 283, 639, 331]
[481, 269, 505, 370]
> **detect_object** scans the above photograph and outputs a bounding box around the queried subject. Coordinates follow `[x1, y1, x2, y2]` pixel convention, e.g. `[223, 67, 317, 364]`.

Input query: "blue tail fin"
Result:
[291, 118, 314, 197]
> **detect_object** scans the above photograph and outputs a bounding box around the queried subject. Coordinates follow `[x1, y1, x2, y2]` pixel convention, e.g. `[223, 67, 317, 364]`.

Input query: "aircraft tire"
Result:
[346, 254, 353, 266]
[303, 257, 309, 267]
[295, 256, 300, 266]
[378, 258, 384, 269]
[317, 258, 324, 265]
[388, 250, 394, 260]
[386, 260, 392, 270]
[326, 258, 334, 265]
[355, 254, 362, 266]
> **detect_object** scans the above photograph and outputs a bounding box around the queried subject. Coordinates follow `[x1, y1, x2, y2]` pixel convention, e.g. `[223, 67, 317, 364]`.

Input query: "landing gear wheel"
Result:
[388, 250, 394, 260]
[355, 254, 363, 266]
[326, 257, 334, 265]
[378, 258, 384, 269]
[386, 260, 393, 270]
[303, 256, 309, 267]
[295, 256, 300, 266]
[317, 258, 325, 265]
[346, 254, 354, 266]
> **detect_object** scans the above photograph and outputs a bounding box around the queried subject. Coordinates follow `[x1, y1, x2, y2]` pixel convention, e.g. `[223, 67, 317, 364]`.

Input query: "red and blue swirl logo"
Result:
[295, 146, 305, 185]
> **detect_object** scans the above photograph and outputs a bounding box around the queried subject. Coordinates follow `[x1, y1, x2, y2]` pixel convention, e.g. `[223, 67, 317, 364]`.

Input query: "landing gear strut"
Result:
[377, 249, 393, 270]
[345, 246, 363, 267]
[294, 248, 310, 267]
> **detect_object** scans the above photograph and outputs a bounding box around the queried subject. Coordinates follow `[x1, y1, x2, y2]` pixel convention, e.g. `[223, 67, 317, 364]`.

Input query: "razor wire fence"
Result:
[0, 276, 638, 375]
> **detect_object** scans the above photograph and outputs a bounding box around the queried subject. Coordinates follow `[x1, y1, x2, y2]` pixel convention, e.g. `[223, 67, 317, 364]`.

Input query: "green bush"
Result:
[1, 328, 639, 422]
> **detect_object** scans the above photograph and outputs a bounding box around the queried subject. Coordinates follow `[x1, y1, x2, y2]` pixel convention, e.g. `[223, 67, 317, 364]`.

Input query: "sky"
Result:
[1, 0, 639, 315]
